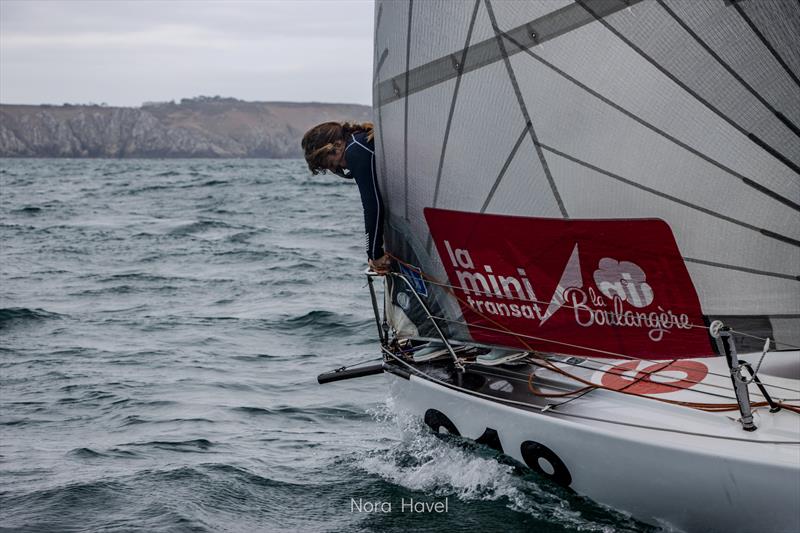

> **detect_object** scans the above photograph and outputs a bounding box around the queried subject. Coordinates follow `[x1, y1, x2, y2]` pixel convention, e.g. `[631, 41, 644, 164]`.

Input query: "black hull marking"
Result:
[475, 427, 504, 453]
[520, 440, 572, 488]
[424, 408, 461, 436]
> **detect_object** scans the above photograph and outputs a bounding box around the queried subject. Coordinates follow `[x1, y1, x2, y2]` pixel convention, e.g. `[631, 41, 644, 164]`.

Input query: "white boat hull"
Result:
[387, 356, 800, 533]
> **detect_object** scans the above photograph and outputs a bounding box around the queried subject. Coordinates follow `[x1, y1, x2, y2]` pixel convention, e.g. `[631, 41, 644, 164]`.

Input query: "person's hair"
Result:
[301, 121, 374, 175]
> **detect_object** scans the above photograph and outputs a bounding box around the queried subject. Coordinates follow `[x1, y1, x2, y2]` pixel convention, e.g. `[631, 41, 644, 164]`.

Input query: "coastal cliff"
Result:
[0, 97, 371, 158]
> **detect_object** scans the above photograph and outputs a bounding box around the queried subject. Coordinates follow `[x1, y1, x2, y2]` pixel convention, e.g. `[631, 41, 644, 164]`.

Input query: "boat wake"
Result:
[350, 399, 657, 532]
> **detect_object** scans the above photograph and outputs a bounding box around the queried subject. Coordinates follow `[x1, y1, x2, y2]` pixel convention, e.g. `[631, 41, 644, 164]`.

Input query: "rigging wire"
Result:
[387, 252, 798, 350]
[475, 348, 799, 399]
[381, 346, 800, 443]
[383, 256, 800, 413]
[432, 314, 800, 396]
[338, 355, 384, 370]
[543, 349, 799, 396]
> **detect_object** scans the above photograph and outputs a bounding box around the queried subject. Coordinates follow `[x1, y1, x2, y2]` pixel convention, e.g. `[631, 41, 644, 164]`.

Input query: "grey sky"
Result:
[0, 0, 375, 107]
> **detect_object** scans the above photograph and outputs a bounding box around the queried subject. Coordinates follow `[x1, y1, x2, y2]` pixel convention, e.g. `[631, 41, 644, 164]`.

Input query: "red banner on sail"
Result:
[424, 208, 713, 359]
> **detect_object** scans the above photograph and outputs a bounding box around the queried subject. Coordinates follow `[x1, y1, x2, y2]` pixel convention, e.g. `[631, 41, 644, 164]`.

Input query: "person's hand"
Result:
[369, 254, 391, 275]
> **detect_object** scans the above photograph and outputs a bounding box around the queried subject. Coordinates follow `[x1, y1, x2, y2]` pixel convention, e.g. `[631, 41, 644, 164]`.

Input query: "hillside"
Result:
[0, 97, 372, 158]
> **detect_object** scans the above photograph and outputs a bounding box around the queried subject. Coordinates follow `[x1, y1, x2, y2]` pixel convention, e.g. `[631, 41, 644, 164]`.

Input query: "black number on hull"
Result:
[475, 427, 504, 453]
[520, 440, 572, 488]
[423, 409, 461, 436]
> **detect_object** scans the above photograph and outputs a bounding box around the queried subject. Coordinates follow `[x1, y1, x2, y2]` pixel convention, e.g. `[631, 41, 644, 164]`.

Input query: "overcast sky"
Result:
[0, 0, 374, 107]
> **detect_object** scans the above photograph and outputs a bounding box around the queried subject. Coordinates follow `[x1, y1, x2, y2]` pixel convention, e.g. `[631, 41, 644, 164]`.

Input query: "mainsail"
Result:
[373, 0, 799, 359]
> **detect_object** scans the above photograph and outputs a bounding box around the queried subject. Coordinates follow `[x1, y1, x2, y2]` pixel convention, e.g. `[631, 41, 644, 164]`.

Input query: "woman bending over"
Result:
[302, 121, 390, 274]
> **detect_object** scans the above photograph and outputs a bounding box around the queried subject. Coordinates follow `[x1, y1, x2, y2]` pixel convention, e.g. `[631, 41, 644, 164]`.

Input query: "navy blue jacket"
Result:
[345, 132, 385, 260]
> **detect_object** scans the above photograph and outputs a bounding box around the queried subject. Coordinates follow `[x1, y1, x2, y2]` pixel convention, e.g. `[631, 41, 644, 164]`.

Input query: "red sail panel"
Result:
[425, 208, 714, 359]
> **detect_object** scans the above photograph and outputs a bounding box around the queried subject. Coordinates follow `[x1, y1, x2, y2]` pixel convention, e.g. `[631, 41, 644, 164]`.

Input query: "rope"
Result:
[540, 349, 800, 397]
[381, 347, 800, 443]
[390, 254, 713, 331]
[387, 252, 800, 350]
[382, 256, 800, 414]
[385, 254, 800, 387]
[739, 337, 773, 385]
[731, 329, 797, 350]
[432, 315, 800, 395]
[526, 355, 800, 414]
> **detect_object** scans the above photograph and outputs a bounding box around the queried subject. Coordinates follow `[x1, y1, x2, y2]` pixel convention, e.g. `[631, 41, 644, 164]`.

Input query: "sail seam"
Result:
[575, 0, 800, 177]
[374, 48, 389, 194]
[497, 30, 800, 213]
[729, 1, 800, 91]
[684, 257, 799, 282]
[426, 0, 482, 256]
[656, 0, 800, 139]
[485, 0, 568, 219]
[538, 141, 800, 250]
[481, 124, 530, 213]
[375, 48, 388, 77]
[375, 0, 642, 107]
[745, 133, 800, 177]
[403, 0, 413, 221]
[431, 0, 481, 211]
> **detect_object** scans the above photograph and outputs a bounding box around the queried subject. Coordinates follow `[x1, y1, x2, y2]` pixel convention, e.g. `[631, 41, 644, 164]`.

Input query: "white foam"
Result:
[357, 400, 630, 532]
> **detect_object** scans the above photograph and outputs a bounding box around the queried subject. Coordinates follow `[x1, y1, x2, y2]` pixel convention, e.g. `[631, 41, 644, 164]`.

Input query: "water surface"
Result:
[1, 159, 654, 532]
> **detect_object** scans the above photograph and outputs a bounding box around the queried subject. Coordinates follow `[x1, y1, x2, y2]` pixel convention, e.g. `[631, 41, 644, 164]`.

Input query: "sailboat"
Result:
[319, 1, 800, 531]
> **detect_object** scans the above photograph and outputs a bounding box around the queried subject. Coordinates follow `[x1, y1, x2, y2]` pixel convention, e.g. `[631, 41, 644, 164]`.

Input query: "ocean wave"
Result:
[229, 352, 305, 361]
[263, 260, 317, 271]
[123, 183, 178, 194]
[72, 284, 183, 297]
[231, 404, 372, 422]
[103, 398, 177, 409]
[350, 402, 654, 533]
[211, 249, 277, 260]
[117, 415, 215, 427]
[101, 273, 183, 283]
[0, 307, 62, 328]
[167, 220, 235, 236]
[278, 310, 370, 334]
[1, 418, 36, 426]
[0, 479, 125, 523]
[223, 230, 262, 243]
[71, 285, 136, 296]
[66, 447, 107, 459]
[199, 179, 228, 187]
[66, 447, 143, 461]
[0, 159, 650, 532]
[126, 439, 216, 452]
[13, 206, 43, 214]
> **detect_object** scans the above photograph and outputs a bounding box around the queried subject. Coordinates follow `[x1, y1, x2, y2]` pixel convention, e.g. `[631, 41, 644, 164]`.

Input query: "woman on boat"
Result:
[301, 121, 390, 274]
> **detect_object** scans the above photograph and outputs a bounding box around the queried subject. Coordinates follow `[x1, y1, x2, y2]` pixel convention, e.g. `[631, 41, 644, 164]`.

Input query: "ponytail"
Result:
[341, 121, 374, 143]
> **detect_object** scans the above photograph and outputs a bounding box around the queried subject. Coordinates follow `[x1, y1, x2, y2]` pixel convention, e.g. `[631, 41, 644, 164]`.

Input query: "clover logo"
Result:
[593, 258, 654, 308]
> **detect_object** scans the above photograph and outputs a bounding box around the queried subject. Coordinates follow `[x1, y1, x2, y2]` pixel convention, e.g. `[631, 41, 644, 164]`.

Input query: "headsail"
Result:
[373, 0, 799, 358]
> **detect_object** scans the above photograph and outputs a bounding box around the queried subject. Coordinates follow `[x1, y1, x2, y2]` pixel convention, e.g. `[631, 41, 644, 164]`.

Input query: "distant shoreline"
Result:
[0, 96, 372, 159]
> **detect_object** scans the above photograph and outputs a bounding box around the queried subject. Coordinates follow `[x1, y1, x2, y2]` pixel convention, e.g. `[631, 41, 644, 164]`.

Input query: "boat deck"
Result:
[384, 348, 800, 451]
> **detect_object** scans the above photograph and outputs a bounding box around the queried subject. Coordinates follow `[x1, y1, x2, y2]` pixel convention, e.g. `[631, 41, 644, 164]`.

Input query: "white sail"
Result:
[374, 0, 799, 356]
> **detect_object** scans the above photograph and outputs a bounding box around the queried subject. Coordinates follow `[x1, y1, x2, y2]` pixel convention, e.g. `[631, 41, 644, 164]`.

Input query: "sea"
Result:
[0, 159, 657, 532]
